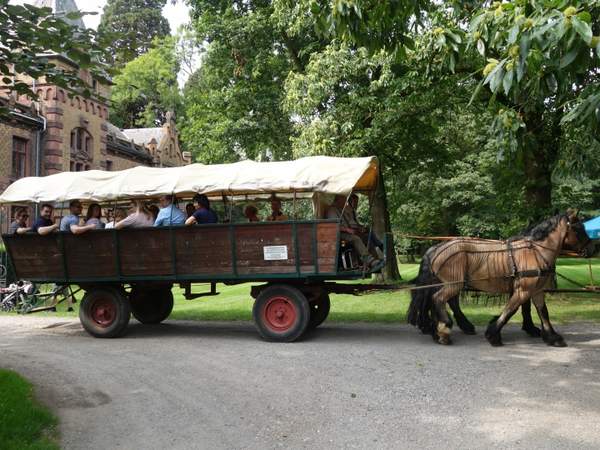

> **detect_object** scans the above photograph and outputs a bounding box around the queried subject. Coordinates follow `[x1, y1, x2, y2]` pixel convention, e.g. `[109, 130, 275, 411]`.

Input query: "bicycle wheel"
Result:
[24, 283, 69, 313]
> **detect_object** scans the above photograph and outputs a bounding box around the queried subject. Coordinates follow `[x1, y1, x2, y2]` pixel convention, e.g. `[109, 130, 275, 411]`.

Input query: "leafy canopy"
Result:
[97, 0, 171, 68]
[110, 36, 182, 128]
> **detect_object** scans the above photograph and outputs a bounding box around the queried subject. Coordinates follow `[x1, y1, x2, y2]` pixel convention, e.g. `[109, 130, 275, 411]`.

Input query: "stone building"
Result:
[0, 0, 189, 196]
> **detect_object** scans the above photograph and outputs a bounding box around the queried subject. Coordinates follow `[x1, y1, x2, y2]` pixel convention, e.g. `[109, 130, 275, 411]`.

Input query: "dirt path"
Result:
[2, 316, 600, 449]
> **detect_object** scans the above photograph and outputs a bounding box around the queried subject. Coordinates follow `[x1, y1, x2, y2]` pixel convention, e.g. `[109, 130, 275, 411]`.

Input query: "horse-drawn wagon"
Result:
[0, 156, 393, 342]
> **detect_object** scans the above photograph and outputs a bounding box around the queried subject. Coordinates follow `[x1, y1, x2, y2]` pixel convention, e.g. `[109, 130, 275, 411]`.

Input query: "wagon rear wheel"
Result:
[79, 287, 130, 338]
[130, 287, 174, 324]
[308, 293, 330, 329]
[252, 284, 310, 342]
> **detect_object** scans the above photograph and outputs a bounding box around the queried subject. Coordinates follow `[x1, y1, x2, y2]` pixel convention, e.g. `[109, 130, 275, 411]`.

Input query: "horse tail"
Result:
[407, 249, 440, 335]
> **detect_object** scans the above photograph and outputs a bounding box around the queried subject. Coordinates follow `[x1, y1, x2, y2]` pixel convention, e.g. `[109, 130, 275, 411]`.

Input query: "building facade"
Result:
[0, 0, 190, 231]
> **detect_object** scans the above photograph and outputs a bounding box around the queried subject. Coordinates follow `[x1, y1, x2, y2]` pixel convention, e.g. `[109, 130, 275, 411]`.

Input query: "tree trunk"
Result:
[522, 109, 561, 221]
[372, 168, 401, 282]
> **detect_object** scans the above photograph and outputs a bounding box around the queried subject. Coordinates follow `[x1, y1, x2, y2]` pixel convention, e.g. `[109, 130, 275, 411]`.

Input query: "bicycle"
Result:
[0, 281, 80, 314]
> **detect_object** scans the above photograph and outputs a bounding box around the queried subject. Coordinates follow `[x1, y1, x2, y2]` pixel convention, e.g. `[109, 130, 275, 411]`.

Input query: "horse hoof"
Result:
[550, 339, 567, 347]
[437, 336, 452, 345]
[485, 333, 503, 347]
[522, 326, 542, 337]
[462, 328, 476, 335]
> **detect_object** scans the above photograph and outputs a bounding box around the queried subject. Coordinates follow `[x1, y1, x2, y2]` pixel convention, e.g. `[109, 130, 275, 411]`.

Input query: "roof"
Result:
[122, 128, 166, 146]
[33, 0, 85, 29]
[105, 122, 153, 163]
[0, 156, 379, 203]
[106, 122, 128, 141]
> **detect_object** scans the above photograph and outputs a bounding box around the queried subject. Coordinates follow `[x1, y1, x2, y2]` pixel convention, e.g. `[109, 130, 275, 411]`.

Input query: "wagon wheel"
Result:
[79, 287, 130, 338]
[252, 284, 310, 342]
[308, 293, 330, 329]
[129, 287, 174, 324]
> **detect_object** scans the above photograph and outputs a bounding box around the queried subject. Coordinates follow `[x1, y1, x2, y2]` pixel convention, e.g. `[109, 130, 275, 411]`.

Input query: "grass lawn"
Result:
[3, 258, 600, 326]
[0, 369, 59, 450]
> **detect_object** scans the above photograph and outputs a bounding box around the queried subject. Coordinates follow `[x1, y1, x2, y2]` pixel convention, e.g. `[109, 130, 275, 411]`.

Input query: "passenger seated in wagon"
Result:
[8, 207, 30, 234]
[60, 200, 97, 234]
[244, 204, 260, 222]
[154, 195, 186, 227]
[346, 193, 383, 257]
[266, 195, 288, 222]
[105, 208, 127, 229]
[31, 203, 59, 235]
[115, 201, 154, 229]
[326, 195, 382, 270]
[85, 203, 105, 229]
[185, 194, 218, 225]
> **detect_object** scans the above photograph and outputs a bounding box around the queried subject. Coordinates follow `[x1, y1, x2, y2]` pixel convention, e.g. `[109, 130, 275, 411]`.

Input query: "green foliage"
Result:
[302, 0, 429, 53]
[0, 369, 59, 450]
[181, 0, 297, 163]
[110, 36, 183, 128]
[97, 0, 170, 68]
[179, 0, 599, 242]
[0, 1, 106, 118]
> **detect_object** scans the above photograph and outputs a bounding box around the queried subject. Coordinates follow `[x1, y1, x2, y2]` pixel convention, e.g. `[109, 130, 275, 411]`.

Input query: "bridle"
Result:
[565, 216, 592, 256]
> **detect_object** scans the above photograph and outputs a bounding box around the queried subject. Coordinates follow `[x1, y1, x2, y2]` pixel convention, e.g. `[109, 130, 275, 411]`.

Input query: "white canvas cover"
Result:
[0, 156, 379, 204]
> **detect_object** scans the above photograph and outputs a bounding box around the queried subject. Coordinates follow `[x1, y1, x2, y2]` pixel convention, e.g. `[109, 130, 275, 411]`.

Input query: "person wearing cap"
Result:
[185, 194, 218, 225]
[60, 200, 96, 234]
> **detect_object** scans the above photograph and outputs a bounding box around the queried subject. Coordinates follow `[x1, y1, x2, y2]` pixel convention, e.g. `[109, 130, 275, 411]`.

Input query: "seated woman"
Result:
[115, 201, 154, 229]
[85, 203, 105, 229]
[185, 194, 218, 225]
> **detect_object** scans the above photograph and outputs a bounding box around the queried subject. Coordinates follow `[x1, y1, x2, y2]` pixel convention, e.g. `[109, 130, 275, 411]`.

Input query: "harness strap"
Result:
[506, 241, 517, 277]
[515, 267, 555, 278]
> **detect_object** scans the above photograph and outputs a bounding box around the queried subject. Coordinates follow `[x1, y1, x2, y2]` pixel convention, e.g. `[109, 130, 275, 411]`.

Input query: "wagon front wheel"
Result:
[130, 287, 174, 324]
[79, 287, 130, 338]
[252, 284, 310, 342]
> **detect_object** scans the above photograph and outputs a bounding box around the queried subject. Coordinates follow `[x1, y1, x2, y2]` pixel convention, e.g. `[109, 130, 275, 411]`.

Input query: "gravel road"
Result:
[2, 316, 600, 450]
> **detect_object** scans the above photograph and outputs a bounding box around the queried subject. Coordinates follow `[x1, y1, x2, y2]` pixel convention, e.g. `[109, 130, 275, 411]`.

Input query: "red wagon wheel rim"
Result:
[262, 296, 297, 331]
[90, 297, 117, 328]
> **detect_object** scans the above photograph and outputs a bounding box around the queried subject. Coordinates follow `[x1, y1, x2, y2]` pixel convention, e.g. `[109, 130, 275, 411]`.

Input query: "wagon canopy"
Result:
[0, 156, 379, 204]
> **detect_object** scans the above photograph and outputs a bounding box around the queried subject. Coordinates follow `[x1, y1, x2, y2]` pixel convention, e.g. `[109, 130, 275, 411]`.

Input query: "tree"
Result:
[180, 0, 300, 163]
[97, 0, 170, 68]
[306, 0, 600, 219]
[110, 36, 182, 128]
[0, 1, 105, 117]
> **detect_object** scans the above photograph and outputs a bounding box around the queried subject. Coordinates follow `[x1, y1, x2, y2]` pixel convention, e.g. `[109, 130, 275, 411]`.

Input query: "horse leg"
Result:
[432, 286, 460, 345]
[531, 293, 566, 347]
[485, 292, 526, 347]
[521, 299, 542, 337]
[448, 296, 476, 335]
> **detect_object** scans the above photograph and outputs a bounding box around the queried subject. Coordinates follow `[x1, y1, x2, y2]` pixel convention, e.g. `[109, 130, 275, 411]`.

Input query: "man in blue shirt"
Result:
[59, 200, 96, 234]
[31, 204, 59, 235]
[154, 195, 186, 226]
[185, 194, 218, 225]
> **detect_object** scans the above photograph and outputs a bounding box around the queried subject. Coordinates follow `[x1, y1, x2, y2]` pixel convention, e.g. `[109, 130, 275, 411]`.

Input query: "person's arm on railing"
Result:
[37, 223, 59, 235]
[70, 223, 96, 234]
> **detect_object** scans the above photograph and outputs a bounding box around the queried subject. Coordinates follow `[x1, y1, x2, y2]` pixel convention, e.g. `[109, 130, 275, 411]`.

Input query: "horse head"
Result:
[563, 210, 595, 258]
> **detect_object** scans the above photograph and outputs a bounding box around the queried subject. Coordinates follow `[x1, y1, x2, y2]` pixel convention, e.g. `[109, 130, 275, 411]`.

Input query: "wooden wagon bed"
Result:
[2, 220, 354, 284]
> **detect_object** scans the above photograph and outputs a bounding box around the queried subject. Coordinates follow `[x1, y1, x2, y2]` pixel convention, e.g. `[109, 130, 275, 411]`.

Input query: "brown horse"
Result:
[408, 212, 594, 346]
